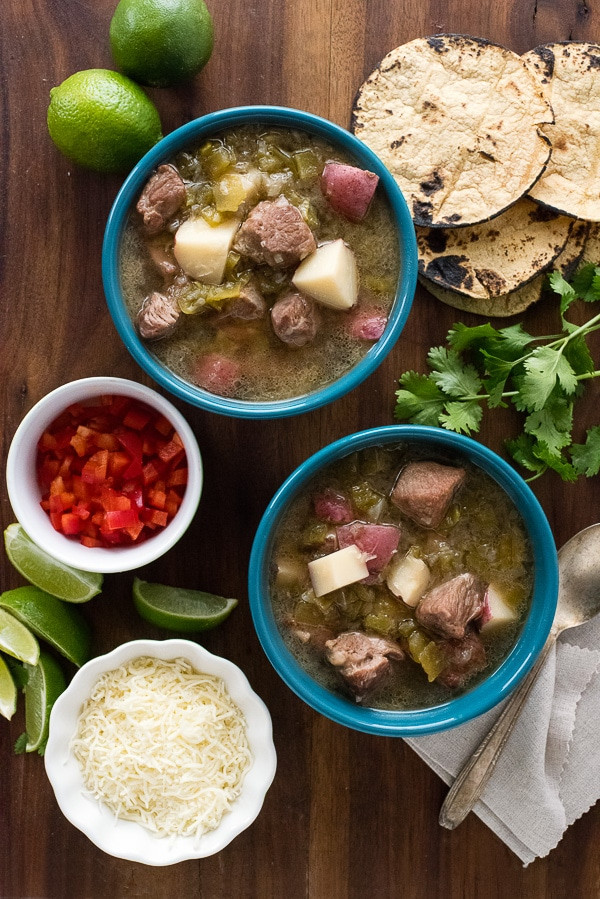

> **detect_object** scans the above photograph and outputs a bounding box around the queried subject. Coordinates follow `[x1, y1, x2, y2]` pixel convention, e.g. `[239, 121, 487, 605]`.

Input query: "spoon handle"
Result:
[438, 635, 556, 830]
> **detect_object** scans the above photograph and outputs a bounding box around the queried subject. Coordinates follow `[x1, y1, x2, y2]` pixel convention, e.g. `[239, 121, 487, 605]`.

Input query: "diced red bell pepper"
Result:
[81, 450, 109, 485]
[49, 491, 75, 514]
[73, 501, 91, 520]
[38, 431, 58, 452]
[141, 508, 168, 528]
[167, 466, 188, 487]
[105, 509, 139, 531]
[95, 432, 120, 452]
[158, 439, 185, 465]
[70, 432, 88, 457]
[123, 482, 144, 509]
[122, 406, 152, 430]
[36, 394, 188, 548]
[124, 520, 145, 542]
[102, 394, 130, 416]
[148, 488, 167, 510]
[61, 513, 82, 535]
[142, 460, 163, 486]
[58, 455, 74, 478]
[108, 451, 131, 478]
[153, 414, 173, 437]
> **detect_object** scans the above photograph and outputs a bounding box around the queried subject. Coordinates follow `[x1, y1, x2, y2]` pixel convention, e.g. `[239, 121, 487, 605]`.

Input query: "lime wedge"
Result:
[133, 577, 238, 632]
[0, 608, 40, 665]
[0, 654, 18, 720]
[4, 523, 103, 603]
[23, 652, 66, 753]
[0, 586, 91, 668]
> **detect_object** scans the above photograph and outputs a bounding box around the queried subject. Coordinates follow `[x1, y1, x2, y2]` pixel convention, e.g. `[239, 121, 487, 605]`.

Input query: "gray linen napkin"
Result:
[406, 615, 600, 865]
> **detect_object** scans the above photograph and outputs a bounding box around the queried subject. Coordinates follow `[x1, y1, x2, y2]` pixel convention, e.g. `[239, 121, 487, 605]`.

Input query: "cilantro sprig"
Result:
[395, 263, 600, 481]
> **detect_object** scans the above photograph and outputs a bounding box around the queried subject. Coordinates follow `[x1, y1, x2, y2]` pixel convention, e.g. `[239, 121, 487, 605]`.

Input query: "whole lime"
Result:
[47, 69, 163, 174]
[110, 0, 214, 88]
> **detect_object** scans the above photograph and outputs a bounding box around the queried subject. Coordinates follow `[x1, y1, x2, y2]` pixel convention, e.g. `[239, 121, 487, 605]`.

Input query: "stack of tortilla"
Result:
[352, 35, 600, 316]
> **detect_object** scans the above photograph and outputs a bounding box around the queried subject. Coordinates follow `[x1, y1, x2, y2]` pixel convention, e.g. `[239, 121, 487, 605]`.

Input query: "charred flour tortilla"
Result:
[416, 198, 574, 299]
[524, 43, 600, 221]
[418, 219, 589, 317]
[351, 35, 553, 227]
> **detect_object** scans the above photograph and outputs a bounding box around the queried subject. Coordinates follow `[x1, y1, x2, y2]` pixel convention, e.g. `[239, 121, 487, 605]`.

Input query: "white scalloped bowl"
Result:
[44, 639, 277, 864]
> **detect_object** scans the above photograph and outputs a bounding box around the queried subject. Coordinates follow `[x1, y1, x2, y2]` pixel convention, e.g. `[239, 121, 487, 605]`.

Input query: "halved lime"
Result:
[0, 608, 40, 665]
[4, 524, 103, 603]
[133, 577, 238, 631]
[0, 586, 91, 668]
[0, 654, 18, 720]
[23, 652, 66, 753]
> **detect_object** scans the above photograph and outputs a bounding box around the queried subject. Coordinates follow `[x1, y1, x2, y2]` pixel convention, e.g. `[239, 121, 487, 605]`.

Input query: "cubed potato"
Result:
[308, 544, 370, 597]
[292, 239, 358, 309]
[386, 551, 431, 607]
[480, 583, 519, 632]
[213, 171, 262, 213]
[174, 217, 240, 285]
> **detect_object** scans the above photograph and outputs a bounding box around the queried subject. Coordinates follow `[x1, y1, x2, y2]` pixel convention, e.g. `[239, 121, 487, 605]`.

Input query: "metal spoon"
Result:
[439, 522, 600, 830]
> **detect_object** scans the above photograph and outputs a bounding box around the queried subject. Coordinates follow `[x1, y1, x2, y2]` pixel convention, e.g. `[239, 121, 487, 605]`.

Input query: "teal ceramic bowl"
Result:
[248, 426, 558, 737]
[102, 106, 418, 418]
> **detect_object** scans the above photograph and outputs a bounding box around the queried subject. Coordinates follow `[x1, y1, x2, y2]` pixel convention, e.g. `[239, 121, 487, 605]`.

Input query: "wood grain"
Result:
[1, 1, 600, 896]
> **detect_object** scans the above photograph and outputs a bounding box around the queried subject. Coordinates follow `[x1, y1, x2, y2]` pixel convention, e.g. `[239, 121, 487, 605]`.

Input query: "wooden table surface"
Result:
[2, 1, 600, 896]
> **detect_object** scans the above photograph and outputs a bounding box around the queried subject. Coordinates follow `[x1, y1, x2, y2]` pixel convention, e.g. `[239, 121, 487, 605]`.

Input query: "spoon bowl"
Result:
[553, 524, 600, 631]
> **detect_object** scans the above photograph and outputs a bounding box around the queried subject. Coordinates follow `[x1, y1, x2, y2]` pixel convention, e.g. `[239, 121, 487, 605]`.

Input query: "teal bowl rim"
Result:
[248, 425, 558, 736]
[102, 105, 418, 419]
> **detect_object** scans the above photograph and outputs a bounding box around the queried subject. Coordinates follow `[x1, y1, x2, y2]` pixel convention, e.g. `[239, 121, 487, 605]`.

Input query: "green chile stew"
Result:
[269, 443, 533, 709]
[120, 126, 400, 401]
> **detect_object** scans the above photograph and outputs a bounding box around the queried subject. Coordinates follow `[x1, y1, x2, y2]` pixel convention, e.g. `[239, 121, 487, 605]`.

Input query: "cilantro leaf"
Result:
[439, 400, 483, 435]
[447, 321, 500, 353]
[480, 351, 516, 404]
[524, 399, 573, 456]
[563, 334, 596, 375]
[571, 426, 600, 477]
[549, 270, 578, 325]
[571, 263, 600, 302]
[490, 323, 535, 357]
[427, 347, 483, 398]
[395, 372, 445, 425]
[14, 733, 28, 755]
[392, 262, 600, 482]
[520, 347, 578, 410]
[549, 269, 576, 300]
[506, 434, 548, 477]
[532, 442, 578, 481]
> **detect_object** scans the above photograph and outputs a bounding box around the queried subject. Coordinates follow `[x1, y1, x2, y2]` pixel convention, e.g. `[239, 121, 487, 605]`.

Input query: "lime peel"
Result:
[133, 577, 238, 632]
[23, 652, 67, 754]
[0, 586, 91, 668]
[4, 523, 103, 603]
[47, 68, 162, 173]
[110, 0, 214, 88]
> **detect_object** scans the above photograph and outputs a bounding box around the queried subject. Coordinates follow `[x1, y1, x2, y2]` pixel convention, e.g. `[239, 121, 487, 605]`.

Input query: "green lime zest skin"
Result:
[110, 0, 214, 88]
[4, 523, 103, 604]
[47, 69, 162, 173]
[133, 577, 238, 632]
[0, 586, 91, 668]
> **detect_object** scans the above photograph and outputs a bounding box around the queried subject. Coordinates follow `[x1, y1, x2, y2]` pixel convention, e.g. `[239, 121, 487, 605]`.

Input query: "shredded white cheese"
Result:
[71, 656, 252, 839]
